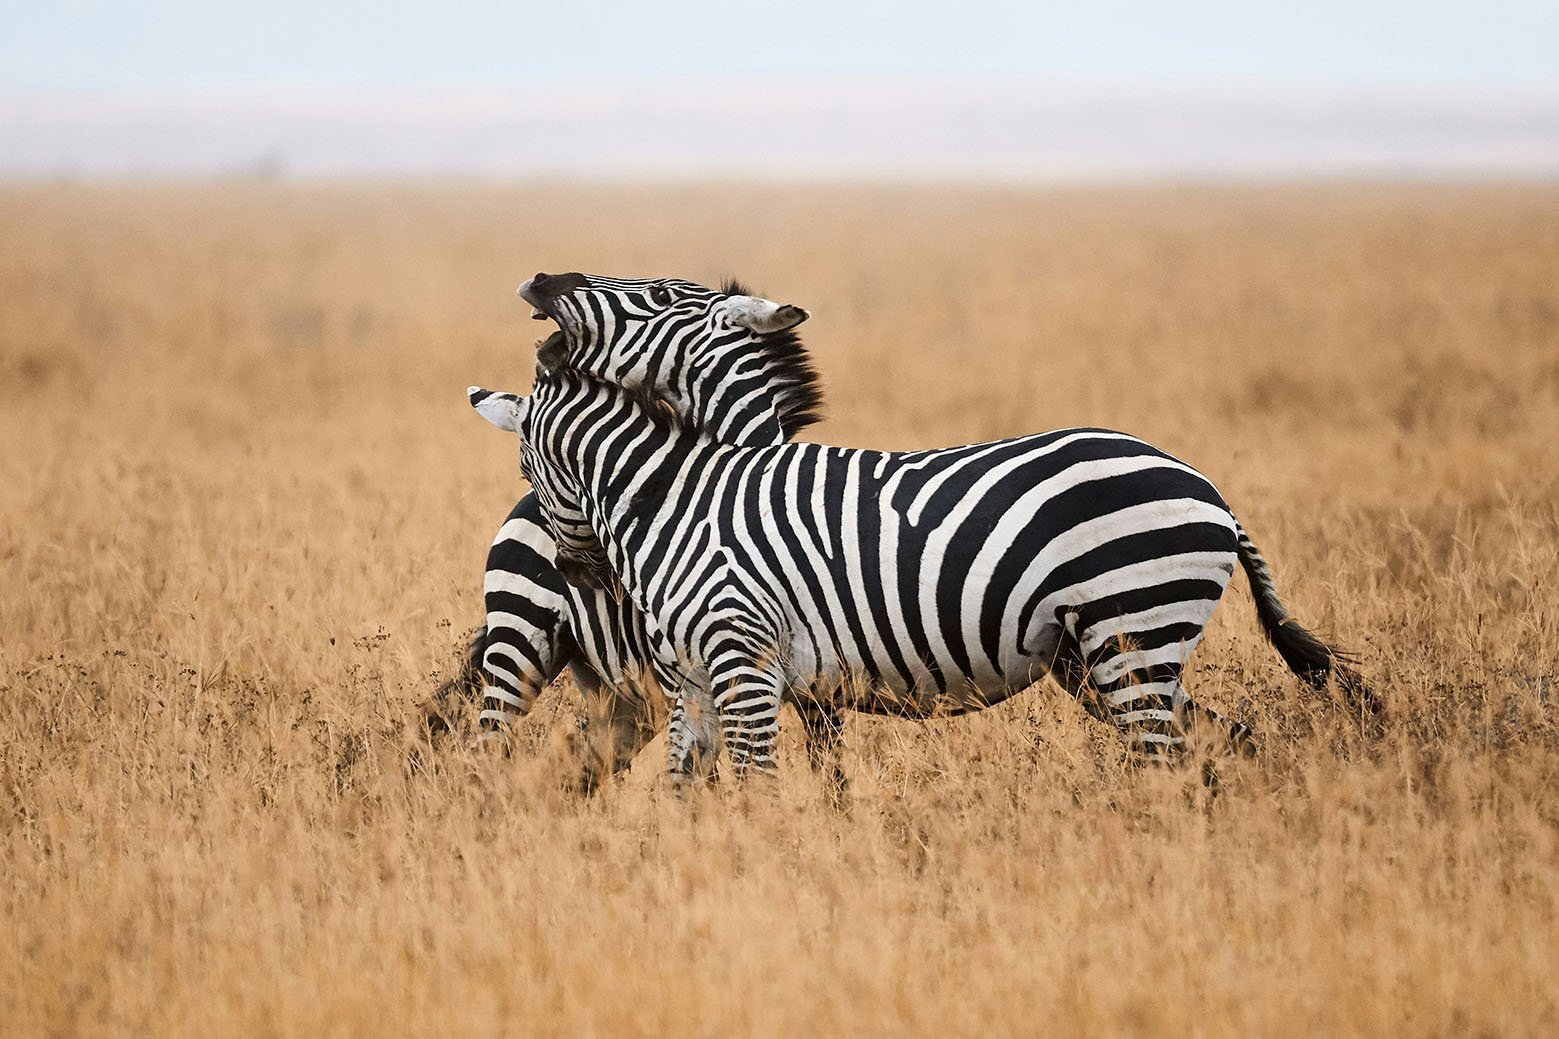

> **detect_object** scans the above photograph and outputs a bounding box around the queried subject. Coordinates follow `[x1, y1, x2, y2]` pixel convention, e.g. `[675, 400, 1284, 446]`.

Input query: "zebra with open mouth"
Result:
[466, 271, 1372, 782]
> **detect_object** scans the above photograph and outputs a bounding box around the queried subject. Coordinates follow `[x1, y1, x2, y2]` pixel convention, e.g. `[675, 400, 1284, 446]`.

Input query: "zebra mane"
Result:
[720, 278, 825, 439]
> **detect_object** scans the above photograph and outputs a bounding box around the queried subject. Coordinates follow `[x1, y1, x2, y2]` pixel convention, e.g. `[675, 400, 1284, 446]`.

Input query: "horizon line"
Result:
[6, 80, 1557, 180]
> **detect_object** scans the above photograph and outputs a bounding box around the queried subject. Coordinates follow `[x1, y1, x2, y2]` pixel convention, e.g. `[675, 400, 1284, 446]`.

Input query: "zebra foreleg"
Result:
[708, 652, 786, 780]
[570, 669, 663, 795]
[665, 680, 722, 785]
[795, 699, 849, 801]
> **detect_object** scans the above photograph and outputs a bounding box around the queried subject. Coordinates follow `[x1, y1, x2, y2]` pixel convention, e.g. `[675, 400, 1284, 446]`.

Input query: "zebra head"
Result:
[518, 272, 820, 445]
[468, 382, 615, 590]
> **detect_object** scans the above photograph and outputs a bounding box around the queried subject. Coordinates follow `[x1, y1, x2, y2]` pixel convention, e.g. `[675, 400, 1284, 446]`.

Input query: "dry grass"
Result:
[2, 180, 1558, 1037]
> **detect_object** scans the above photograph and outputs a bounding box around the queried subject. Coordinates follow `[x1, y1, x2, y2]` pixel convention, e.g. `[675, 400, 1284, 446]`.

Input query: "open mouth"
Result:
[517, 279, 557, 324]
[519, 287, 565, 356]
[517, 272, 589, 334]
[517, 283, 573, 351]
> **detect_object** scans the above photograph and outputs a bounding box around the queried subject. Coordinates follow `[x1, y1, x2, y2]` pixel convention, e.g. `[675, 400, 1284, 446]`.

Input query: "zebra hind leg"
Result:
[1101, 657, 1257, 763]
[1062, 610, 1257, 764]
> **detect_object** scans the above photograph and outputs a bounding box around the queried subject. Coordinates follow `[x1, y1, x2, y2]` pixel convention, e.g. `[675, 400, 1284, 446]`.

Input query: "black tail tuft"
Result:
[1235, 524, 1383, 719]
[422, 625, 487, 738]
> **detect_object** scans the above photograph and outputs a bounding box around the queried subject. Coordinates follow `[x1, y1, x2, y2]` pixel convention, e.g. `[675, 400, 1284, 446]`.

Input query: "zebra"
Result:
[425, 278, 835, 790]
[475, 271, 1372, 779]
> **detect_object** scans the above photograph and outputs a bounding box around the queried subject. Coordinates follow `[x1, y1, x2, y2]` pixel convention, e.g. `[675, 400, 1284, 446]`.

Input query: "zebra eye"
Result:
[648, 285, 674, 307]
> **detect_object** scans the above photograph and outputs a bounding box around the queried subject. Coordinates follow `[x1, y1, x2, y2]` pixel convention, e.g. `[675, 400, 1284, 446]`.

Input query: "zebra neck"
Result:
[566, 397, 714, 539]
[674, 331, 816, 447]
[684, 377, 786, 446]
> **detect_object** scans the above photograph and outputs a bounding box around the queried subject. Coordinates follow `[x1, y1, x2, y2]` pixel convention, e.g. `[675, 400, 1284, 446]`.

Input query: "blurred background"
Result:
[3, 0, 1556, 180]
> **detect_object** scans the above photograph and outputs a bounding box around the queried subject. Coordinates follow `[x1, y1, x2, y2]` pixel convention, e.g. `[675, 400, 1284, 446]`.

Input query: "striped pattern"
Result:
[477, 271, 1362, 780]
[495, 371, 1275, 777]
[442, 281, 825, 787]
[476, 493, 654, 721]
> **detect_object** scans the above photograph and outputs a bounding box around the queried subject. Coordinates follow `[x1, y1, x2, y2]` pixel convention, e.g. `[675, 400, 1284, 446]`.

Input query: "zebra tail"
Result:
[1233, 522, 1382, 718]
[422, 624, 488, 737]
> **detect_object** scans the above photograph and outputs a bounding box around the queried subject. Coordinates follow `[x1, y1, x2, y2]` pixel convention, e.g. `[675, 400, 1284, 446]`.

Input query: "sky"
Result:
[2, 0, 1556, 178]
[5, 0, 1557, 88]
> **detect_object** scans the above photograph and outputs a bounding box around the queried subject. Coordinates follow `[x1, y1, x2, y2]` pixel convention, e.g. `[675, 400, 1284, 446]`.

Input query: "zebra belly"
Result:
[777, 620, 1056, 718]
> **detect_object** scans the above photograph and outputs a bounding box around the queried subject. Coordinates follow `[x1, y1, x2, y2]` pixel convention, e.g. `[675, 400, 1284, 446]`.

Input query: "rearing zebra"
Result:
[473, 271, 1371, 777]
[426, 277, 840, 789]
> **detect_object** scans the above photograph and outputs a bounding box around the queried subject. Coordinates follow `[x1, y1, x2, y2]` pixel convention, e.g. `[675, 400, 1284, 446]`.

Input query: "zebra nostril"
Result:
[531, 272, 550, 286]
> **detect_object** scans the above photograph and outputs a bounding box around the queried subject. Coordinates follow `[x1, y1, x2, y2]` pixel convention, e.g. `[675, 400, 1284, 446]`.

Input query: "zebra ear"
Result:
[467, 386, 529, 432]
[724, 295, 810, 335]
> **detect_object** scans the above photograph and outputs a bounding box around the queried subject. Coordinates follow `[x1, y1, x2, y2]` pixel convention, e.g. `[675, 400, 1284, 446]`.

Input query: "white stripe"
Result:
[484, 567, 561, 604]
[1091, 641, 1193, 687]
[493, 516, 556, 556]
[1106, 679, 1180, 708]
[485, 610, 554, 654]
[1058, 551, 1238, 612]
[1118, 708, 1178, 725]
[1129, 732, 1185, 747]
[481, 685, 527, 709]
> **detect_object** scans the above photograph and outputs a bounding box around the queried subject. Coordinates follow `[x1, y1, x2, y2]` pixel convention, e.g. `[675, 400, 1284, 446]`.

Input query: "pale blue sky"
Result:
[4, 2, 1556, 177]
[3, 0, 1556, 89]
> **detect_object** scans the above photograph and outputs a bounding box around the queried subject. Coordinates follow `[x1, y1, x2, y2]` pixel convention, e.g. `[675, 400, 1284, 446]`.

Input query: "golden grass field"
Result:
[2, 181, 1557, 1036]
